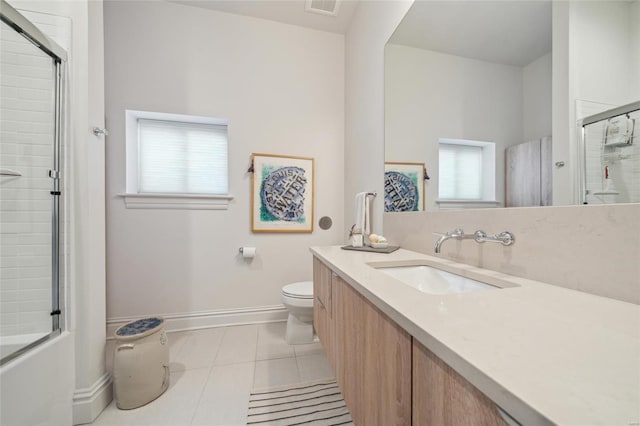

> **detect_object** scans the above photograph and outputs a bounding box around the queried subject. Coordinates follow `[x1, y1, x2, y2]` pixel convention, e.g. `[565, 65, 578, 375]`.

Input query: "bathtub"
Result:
[0, 331, 74, 425]
[0, 333, 51, 362]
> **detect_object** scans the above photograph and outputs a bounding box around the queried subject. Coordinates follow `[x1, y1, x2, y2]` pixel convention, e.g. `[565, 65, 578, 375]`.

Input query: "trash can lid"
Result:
[115, 317, 164, 340]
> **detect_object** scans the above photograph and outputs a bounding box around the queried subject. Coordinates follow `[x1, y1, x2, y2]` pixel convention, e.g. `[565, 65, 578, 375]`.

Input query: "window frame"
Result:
[121, 110, 233, 210]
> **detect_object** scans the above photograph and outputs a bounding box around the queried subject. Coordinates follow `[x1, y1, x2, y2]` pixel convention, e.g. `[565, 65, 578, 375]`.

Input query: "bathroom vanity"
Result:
[311, 246, 639, 425]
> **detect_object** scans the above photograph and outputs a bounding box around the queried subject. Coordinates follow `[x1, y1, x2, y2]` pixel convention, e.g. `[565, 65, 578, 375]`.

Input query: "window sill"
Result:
[118, 193, 234, 210]
[435, 199, 501, 210]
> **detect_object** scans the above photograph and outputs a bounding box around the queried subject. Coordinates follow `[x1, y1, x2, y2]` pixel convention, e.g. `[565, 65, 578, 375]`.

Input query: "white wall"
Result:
[344, 0, 413, 236]
[523, 52, 552, 142]
[104, 1, 344, 323]
[632, 1, 640, 98]
[571, 1, 638, 107]
[385, 44, 524, 210]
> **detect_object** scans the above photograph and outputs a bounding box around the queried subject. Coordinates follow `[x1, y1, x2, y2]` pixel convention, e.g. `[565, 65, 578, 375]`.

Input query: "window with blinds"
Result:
[439, 143, 483, 199]
[438, 140, 495, 201]
[136, 117, 228, 195]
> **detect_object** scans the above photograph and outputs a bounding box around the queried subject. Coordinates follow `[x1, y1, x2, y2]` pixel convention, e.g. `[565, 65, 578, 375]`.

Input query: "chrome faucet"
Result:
[433, 228, 475, 253]
[433, 228, 515, 253]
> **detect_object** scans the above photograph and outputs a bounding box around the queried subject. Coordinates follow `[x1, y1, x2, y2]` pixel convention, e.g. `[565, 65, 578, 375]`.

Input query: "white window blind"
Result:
[439, 143, 483, 200]
[138, 119, 228, 194]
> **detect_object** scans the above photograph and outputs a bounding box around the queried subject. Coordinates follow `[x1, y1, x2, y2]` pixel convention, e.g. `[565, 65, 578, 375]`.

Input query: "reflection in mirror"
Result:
[580, 102, 640, 205]
[385, 0, 640, 211]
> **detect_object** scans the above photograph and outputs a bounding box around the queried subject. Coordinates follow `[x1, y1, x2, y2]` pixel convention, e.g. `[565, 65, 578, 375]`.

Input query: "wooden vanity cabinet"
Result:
[313, 256, 508, 426]
[313, 257, 335, 370]
[313, 257, 411, 425]
[412, 340, 507, 426]
[333, 273, 412, 425]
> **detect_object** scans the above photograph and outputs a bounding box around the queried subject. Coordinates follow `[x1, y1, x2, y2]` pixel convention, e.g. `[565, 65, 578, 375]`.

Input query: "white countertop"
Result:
[310, 246, 640, 426]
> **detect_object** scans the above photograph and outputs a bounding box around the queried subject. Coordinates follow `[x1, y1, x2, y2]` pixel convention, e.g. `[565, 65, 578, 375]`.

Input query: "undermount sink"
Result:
[371, 263, 499, 295]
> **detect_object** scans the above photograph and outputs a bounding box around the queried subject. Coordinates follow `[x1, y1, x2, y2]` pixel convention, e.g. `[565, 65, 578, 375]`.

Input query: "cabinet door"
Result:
[334, 275, 412, 425]
[413, 340, 507, 426]
[313, 257, 335, 369]
[506, 139, 542, 207]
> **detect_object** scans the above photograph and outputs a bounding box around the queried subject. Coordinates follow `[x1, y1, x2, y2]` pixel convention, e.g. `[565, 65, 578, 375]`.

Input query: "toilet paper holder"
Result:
[239, 247, 257, 259]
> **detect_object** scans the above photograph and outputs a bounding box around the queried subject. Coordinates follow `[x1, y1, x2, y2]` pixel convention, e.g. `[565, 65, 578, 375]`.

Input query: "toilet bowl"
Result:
[281, 281, 314, 345]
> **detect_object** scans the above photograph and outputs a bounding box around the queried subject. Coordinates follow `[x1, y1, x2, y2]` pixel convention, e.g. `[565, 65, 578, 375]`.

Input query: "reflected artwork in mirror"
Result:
[385, 0, 640, 211]
[384, 162, 427, 212]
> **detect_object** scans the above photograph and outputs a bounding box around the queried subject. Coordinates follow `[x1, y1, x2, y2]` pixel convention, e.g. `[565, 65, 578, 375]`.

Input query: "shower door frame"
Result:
[0, 0, 68, 366]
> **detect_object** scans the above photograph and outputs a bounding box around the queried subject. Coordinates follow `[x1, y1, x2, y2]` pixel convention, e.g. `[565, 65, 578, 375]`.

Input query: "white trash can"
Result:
[113, 317, 169, 409]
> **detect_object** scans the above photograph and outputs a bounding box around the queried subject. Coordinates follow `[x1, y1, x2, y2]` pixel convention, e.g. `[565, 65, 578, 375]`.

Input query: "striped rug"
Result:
[246, 380, 354, 426]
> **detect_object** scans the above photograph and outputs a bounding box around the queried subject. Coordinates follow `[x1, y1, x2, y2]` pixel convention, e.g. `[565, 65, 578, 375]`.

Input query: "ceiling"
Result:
[167, 0, 360, 34]
[388, 1, 552, 67]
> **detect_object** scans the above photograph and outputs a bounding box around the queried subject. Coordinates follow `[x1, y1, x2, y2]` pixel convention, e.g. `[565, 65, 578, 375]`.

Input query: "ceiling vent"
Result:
[305, 0, 341, 17]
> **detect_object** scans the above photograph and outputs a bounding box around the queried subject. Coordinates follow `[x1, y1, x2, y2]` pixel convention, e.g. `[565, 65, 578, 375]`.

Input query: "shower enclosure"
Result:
[580, 101, 640, 205]
[0, 1, 67, 365]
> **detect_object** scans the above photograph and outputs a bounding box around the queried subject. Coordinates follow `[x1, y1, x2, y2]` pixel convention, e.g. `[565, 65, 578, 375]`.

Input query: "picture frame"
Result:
[251, 153, 314, 233]
[384, 162, 426, 212]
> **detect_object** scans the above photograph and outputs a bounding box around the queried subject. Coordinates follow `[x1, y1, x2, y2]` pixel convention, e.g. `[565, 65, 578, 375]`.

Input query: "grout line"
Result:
[188, 364, 214, 426]
[251, 323, 262, 388]
[189, 325, 231, 425]
[211, 325, 228, 366]
[253, 322, 261, 362]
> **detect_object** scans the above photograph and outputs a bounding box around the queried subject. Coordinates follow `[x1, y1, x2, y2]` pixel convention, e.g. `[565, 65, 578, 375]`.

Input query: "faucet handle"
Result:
[496, 231, 515, 246]
[432, 232, 447, 237]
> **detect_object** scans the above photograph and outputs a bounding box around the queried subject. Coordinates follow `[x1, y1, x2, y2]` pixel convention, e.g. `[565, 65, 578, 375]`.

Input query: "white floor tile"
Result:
[190, 362, 255, 426]
[171, 328, 224, 372]
[168, 331, 191, 360]
[296, 353, 334, 383]
[293, 341, 324, 358]
[255, 322, 295, 361]
[253, 357, 300, 389]
[93, 324, 339, 426]
[92, 368, 210, 426]
[213, 324, 259, 366]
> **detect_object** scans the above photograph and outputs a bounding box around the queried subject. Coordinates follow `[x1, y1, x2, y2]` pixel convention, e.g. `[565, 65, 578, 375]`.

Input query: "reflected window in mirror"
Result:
[438, 139, 496, 204]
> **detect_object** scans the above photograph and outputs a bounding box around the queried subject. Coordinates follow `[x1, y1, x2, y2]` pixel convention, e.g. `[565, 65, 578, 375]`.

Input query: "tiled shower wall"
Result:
[583, 109, 640, 204]
[0, 11, 70, 337]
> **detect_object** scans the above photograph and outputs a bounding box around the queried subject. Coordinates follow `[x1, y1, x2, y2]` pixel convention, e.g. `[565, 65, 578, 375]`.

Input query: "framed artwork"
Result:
[384, 162, 426, 212]
[251, 153, 314, 233]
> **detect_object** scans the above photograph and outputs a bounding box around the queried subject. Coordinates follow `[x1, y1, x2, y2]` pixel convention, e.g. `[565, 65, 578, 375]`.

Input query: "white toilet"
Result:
[281, 281, 314, 345]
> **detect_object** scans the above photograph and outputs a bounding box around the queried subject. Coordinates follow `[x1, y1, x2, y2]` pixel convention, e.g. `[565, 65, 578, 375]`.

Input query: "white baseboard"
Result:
[72, 372, 113, 425]
[106, 305, 289, 338]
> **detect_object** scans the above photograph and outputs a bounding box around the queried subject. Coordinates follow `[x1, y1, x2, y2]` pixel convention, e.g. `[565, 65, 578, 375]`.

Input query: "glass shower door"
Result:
[0, 8, 64, 365]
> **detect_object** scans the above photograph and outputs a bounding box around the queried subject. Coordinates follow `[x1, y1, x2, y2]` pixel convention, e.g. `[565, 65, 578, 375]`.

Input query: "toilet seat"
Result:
[282, 281, 313, 299]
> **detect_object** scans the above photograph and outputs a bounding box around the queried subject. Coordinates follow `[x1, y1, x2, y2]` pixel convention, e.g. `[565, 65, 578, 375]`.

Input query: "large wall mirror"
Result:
[384, 1, 639, 212]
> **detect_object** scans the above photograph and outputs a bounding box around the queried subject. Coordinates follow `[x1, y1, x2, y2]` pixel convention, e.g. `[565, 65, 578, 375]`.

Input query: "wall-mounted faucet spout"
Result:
[433, 228, 475, 253]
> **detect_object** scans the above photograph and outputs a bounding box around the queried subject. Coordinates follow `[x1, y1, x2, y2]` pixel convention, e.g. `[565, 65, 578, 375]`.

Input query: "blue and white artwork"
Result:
[252, 154, 314, 232]
[261, 166, 307, 222]
[384, 163, 425, 212]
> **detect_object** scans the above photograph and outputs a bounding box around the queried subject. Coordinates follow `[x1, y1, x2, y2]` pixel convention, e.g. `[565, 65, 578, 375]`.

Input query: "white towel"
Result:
[354, 192, 370, 235]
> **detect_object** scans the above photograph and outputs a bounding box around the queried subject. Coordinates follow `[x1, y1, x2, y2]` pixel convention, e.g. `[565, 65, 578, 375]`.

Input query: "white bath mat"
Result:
[246, 380, 353, 426]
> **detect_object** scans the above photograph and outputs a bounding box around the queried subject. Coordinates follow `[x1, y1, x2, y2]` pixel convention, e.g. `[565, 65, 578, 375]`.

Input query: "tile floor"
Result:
[93, 322, 333, 426]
